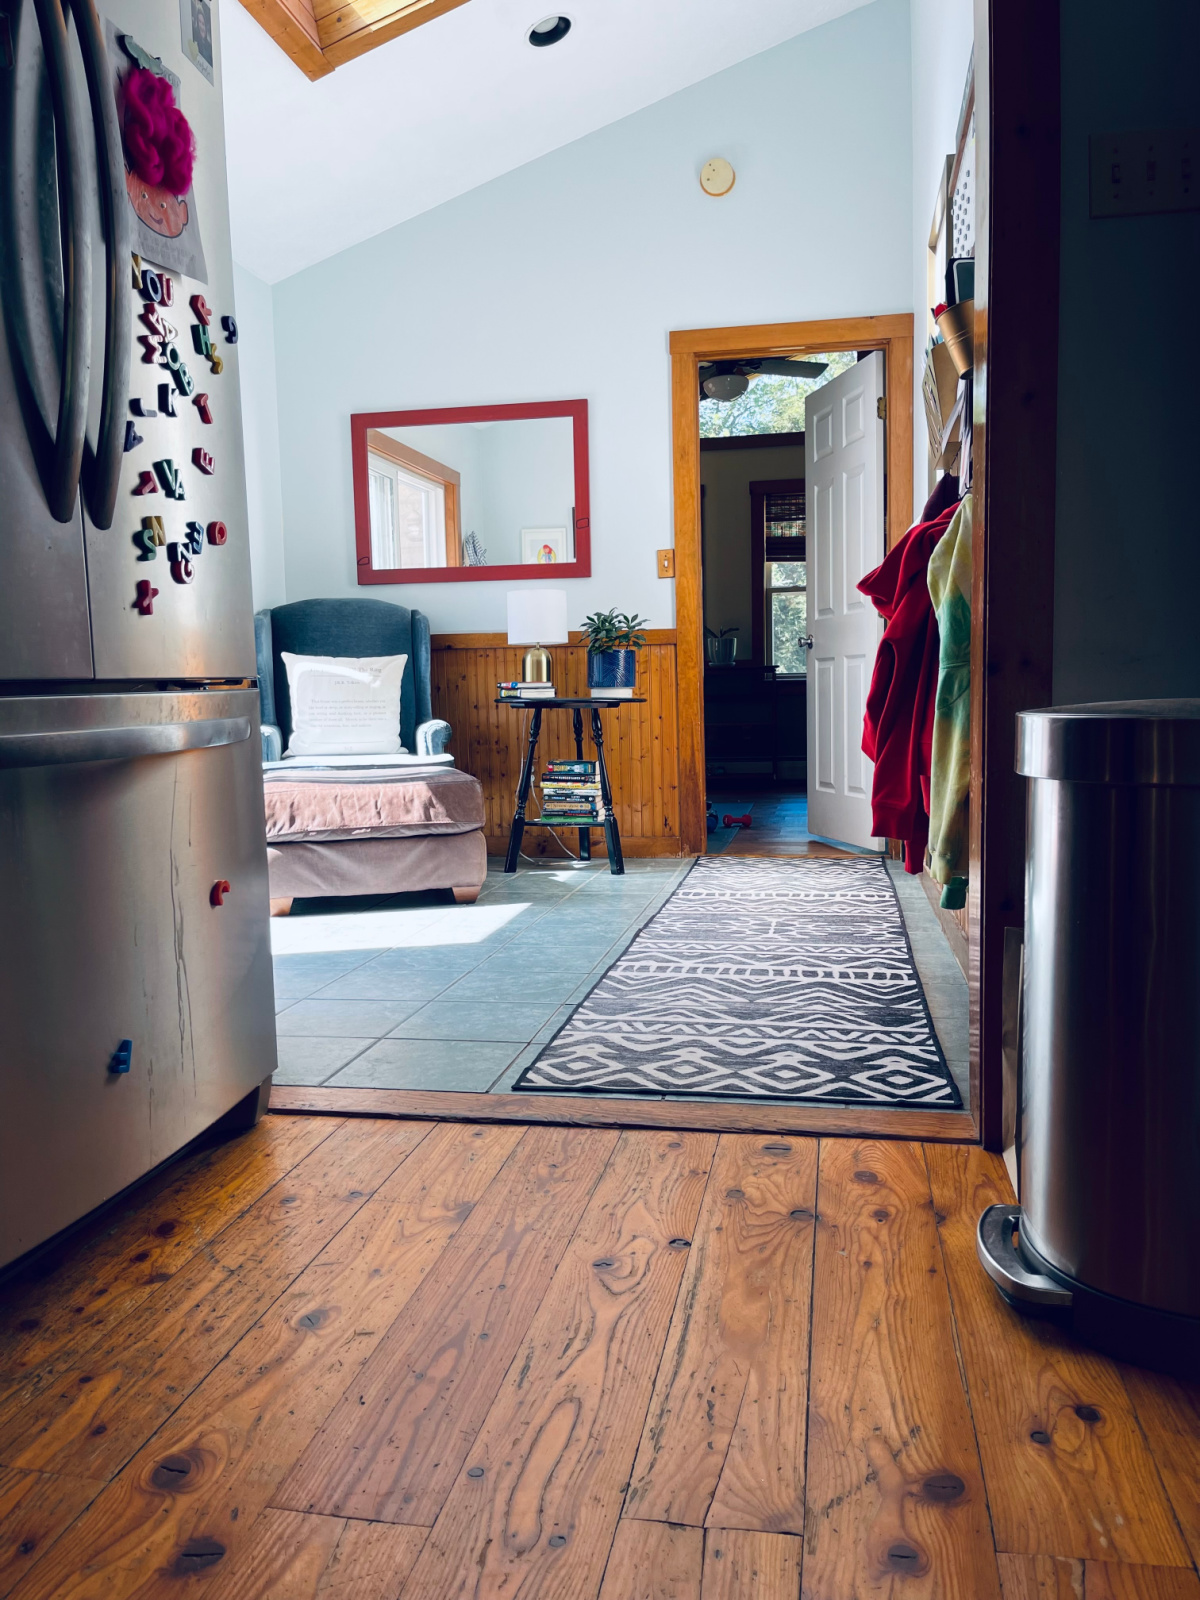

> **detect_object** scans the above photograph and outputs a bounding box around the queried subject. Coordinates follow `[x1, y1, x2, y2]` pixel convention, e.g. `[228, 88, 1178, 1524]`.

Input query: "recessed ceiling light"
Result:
[528, 15, 571, 46]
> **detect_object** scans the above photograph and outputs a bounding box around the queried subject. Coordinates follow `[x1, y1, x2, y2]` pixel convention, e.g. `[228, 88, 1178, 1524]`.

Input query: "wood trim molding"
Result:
[235, 0, 331, 78]
[271, 1084, 980, 1142]
[366, 430, 461, 488]
[237, 0, 470, 79]
[672, 315, 915, 856]
[700, 431, 806, 453]
[318, 0, 470, 67]
[670, 315, 915, 366]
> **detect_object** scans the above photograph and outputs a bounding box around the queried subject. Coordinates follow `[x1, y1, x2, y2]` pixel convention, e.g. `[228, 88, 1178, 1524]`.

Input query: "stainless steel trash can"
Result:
[977, 699, 1200, 1377]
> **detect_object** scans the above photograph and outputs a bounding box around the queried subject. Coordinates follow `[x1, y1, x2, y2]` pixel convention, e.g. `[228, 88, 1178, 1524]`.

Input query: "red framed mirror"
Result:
[352, 399, 590, 585]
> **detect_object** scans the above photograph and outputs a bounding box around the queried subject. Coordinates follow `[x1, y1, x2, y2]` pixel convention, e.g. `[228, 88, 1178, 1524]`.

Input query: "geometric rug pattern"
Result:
[514, 854, 962, 1106]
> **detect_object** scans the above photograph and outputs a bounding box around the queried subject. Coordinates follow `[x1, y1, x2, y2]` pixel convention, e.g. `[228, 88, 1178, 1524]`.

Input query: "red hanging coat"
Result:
[858, 493, 959, 872]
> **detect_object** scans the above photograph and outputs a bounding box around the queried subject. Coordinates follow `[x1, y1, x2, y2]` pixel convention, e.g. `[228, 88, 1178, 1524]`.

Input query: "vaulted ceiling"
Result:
[222, 0, 873, 283]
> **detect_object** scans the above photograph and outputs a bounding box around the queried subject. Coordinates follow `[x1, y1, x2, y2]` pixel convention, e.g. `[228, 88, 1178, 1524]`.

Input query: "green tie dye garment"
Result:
[926, 493, 972, 909]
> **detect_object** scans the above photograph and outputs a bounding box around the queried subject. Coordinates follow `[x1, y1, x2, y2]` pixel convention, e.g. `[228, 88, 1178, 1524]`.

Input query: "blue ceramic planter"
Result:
[587, 649, 637, 690]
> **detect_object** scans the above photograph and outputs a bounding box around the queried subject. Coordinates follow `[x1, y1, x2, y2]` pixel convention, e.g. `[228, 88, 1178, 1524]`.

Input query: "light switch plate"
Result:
[1089, 129, 1198, 217]
[656, 548, 675, 578]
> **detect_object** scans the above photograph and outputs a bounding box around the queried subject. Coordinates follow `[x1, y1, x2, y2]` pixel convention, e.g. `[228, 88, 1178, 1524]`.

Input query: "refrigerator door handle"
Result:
[31, 0, 92, 523]
[69, 0, 131, 531]
[0, 716, 252, 768]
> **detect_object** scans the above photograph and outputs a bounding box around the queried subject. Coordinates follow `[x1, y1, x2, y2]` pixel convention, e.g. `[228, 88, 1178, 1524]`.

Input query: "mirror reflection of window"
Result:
[369, 455, 446, 567]
[366, 432, 461, 568]
[368, 462, 398, 567]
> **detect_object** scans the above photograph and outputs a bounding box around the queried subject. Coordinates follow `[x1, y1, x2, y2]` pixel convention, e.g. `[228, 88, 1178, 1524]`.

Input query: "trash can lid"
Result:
[1017, 699, 1200, 783]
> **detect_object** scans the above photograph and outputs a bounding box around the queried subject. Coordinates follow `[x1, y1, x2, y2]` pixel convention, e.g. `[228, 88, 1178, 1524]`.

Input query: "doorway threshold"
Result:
[269, 1083, 979, 1143]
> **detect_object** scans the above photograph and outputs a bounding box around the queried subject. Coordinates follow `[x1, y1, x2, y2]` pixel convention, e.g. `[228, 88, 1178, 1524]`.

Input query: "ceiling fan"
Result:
[699, 356, 828, 402]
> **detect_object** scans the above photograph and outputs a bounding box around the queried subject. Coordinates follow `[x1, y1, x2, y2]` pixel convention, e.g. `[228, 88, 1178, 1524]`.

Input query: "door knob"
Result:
[800, 635, 814, 650]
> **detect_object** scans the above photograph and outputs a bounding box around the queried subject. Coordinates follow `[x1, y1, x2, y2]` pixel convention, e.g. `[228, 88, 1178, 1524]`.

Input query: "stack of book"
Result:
[538, 759, 602, 827]
[497, 680, 555, 700]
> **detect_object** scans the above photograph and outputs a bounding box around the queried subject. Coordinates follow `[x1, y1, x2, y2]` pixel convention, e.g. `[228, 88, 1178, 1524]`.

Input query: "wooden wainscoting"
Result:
[430, 631, 682, 859]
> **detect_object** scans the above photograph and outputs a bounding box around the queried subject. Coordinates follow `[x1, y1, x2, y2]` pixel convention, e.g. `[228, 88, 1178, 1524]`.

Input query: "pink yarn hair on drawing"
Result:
[122, 67, 195, 195]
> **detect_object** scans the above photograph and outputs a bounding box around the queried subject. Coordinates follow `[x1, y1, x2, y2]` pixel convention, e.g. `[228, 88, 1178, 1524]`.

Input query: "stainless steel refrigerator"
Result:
[0, 0, 277, 1269]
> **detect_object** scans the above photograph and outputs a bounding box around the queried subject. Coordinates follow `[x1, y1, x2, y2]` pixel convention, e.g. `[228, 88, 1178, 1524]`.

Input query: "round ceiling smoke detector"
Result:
[528, 15, 571, 45]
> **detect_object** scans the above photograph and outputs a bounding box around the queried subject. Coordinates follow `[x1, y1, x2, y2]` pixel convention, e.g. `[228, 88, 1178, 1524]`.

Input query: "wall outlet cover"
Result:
[1089, 129, 1198, 218]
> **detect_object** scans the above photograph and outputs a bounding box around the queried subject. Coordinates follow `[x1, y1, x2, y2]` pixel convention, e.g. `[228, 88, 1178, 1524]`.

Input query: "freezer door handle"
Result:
[31, 0, 92, 523]
[0, 717, 251, 768]
[69, 0, 133, 530]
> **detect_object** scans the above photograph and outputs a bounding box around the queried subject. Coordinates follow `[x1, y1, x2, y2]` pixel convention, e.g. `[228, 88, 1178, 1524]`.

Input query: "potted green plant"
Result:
[579, 609, 649, 690]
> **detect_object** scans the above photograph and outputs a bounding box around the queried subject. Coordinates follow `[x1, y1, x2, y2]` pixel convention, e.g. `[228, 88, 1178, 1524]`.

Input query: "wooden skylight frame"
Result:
[237, 0, 471, 80]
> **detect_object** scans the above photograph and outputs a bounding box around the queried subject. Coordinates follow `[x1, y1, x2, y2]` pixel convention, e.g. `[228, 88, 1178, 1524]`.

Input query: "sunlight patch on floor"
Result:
[270, 901, 532, 955]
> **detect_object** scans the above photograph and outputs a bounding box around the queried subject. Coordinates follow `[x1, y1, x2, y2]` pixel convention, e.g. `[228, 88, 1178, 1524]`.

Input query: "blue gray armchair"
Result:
[254, 598, 452, 763]
[253, 598, 487, 910]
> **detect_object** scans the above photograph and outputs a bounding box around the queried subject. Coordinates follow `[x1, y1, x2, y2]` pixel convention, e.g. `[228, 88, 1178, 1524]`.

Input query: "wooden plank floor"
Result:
[0, 1116, 1196, 1599]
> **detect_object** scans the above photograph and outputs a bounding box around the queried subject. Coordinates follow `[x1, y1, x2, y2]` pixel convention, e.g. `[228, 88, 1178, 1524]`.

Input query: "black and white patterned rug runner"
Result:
[514, 855, 962, 1106]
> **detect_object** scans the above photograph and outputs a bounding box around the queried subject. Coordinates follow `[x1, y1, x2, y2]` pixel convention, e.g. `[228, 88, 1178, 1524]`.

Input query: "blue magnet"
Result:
[141, 269, 162, 302]
[220, 315, 238, 345]
[124, 420, 143, 452]
[129, 397, 157, 417]
[109, 1039, 133, 1074]
[184, 520, 206, 556]
[154, 458, 185, 500]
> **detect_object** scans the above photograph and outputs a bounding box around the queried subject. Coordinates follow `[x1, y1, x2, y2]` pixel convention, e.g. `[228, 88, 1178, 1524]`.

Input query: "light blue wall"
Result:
[265, 0, 913, 633]
[1052, 0, 1200, 702]
[232, 262, 286, 608]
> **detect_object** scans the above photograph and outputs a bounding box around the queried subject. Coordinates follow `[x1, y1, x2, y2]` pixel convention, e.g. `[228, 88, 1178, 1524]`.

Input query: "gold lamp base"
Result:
[522, 644, 553, 684]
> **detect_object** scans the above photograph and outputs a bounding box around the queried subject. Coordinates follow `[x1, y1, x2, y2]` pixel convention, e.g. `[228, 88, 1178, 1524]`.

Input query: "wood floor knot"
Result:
[149, 1450, 203, 1492]
[172, 1536, 226, 1575]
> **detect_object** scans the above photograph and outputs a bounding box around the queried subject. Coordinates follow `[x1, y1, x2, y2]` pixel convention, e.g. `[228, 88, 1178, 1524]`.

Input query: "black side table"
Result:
[495, 696, 646, 875]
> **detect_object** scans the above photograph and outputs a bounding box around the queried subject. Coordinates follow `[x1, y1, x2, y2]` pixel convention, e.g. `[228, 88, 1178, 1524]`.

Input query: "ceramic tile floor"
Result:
[272, 845, 971, 1110]
[270, 858, 692, 1094]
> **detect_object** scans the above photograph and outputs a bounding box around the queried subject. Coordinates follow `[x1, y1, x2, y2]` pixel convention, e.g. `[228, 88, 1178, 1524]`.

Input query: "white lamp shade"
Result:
[507, 588, 569, 644]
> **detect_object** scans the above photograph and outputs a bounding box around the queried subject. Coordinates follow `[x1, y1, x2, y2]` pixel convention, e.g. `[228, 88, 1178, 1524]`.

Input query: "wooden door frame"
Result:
[671, 315, 915, 861]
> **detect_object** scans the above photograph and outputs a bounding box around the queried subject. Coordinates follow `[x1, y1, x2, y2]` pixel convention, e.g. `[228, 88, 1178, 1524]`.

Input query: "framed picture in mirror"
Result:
[352, 399, 591, 584]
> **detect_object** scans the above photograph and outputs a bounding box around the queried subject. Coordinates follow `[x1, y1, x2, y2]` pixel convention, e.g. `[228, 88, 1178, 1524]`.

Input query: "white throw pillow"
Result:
[282, 652, 408, 756]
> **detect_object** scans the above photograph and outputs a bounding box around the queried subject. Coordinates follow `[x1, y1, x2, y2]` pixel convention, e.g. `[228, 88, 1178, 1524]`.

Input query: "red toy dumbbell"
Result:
[722, 813, 752, 828]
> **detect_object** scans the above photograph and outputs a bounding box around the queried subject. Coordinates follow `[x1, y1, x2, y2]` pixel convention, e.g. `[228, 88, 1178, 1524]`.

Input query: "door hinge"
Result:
[877, 395, 887, 420]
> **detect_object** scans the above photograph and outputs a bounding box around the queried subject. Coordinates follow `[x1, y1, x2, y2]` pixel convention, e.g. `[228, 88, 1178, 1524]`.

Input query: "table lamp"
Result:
[507, 588, 569, 684]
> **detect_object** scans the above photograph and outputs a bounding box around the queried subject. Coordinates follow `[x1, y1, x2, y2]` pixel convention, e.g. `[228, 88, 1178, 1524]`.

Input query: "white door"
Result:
[805, 351, 886, 849]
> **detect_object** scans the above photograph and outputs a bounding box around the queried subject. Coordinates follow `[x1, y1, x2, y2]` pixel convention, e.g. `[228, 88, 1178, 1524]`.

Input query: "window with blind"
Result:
[757, 487, 807, 675]
[765, 490, 805, 542]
